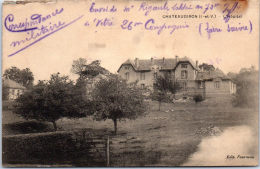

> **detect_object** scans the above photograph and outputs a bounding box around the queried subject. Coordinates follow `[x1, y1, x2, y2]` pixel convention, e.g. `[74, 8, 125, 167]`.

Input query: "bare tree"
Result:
[71, 58, 88, 77]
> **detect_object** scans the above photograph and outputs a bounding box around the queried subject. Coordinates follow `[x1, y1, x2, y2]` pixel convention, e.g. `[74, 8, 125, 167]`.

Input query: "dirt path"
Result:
[183, 125, 258, 166]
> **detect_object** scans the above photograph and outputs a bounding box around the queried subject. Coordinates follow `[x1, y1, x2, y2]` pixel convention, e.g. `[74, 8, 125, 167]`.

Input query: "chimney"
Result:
[135, 58, 139, 67]
[151, 57, 154, 64]
[196, 60, 198, 68]
[175, 55, 179, 62]
[163, 57, 165, 64]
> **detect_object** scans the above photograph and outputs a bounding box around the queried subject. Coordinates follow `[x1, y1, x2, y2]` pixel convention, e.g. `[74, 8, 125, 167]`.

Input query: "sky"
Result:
[2, 0, 259, 82]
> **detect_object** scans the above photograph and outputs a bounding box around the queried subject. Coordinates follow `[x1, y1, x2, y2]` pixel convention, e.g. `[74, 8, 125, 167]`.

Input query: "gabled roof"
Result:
[3, 78, 26, 89]
[176, 56, 198, 70]
[118, 56, 198, 72]
[196, 68, 231, 81]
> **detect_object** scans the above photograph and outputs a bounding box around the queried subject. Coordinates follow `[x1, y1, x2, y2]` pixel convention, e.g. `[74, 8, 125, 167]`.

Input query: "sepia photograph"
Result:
[1, 0, 259, 167]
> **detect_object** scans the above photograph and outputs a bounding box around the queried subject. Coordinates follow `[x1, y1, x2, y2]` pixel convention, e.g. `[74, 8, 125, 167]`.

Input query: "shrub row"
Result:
[3, 130, 107, 166]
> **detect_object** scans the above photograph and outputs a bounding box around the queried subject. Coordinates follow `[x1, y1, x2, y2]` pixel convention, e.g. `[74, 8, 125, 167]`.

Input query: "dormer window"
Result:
[181, 64, 188, 68]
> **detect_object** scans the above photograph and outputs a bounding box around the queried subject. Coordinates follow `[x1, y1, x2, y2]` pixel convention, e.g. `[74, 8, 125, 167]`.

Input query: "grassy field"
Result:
[2, 99, 258, 166]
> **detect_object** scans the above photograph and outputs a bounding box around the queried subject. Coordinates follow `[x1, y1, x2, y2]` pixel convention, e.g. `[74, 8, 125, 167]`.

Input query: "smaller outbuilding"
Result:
[196, 68, 236, 98]
[3, 78, 26, 100]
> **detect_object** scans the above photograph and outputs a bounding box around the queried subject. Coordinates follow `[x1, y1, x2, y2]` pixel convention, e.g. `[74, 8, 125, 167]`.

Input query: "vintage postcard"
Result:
[2, 0, 259, 167]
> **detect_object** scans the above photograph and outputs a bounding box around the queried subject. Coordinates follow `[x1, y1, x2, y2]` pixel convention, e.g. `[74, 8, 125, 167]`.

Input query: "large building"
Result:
[117, 56, 236, 98]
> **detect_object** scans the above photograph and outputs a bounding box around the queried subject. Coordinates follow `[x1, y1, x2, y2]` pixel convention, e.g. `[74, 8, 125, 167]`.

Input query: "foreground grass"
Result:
[2, 100, 258, 166]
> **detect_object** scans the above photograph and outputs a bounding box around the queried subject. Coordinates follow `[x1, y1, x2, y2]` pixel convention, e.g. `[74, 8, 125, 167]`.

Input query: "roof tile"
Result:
[3, 79, 26, 89]
[121, 57, 197, 71]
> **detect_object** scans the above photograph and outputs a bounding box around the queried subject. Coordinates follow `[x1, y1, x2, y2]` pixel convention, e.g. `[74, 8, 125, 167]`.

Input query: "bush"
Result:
[2, 101, 15, 111]
[2, 130, 108, 166]
[13, 73, 87, 131]
[3, 131, 76, 165]
[193, 95, 204, 103]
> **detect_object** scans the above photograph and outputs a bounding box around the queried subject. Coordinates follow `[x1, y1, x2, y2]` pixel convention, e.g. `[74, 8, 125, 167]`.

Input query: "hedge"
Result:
[2, 130, 107, 166]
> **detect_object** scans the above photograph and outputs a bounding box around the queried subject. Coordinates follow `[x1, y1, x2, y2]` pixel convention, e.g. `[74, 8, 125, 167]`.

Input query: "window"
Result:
[198, 81, 204, 88]
[17, 90, 20, 96]
[125, 66, 129, 70]
[141, 84, 145, 89]
[181, 70, 188, 79]
[182, 82, 187, 90]
[181, 64, 188, 68]
[214, 81, 220, 89]
[125, 72, 129, 80]
[11, 89, 15, 95]
[154, 72, 158, 79]
[140, 72, 145, 80]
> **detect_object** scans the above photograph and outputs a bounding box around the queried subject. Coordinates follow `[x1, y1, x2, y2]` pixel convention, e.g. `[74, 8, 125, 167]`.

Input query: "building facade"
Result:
[117, 56, 236, 98]
[3, 78, 26, 100]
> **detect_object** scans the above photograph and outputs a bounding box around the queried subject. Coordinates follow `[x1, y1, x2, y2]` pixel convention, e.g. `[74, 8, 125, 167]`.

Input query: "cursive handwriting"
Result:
[121, 19, 143, 30]
[8, 15, 84, 57]
[5, 8, 63, 32]
[144, 18, 189, 35]
[6, 1, 255, 57]
[223, 2, 239, 23]
[171, 3, 193, 11]
[199, 20, 252, 39]
[202, 3, 220, 14]
[120, 18, 189, 35]
[227, 21, 252, 33]
[93, 17, 114, 27]
[139, 1, 170, 16]
[199, 22, 222, 39]
[205, 22, 222, 39]
[10, 21, 65, 48]
[89, 2, 117, 13]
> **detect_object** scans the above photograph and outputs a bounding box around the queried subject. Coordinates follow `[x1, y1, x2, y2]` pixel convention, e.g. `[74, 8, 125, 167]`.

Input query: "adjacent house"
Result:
[3, 78, 26, 100]
[117, 56, 236, 98]
[196, 68, 236, 98]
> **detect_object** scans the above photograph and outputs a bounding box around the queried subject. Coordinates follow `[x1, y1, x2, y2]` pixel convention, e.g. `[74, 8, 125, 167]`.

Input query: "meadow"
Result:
[2, 99, 258, 166]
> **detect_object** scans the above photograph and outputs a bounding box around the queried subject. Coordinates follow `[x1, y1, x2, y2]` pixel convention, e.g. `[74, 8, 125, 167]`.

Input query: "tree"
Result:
[150, 90, 167, 111]
[75, 77, 88, 97]
[3, 67, 34, 88]
[71, 58, 87, 77]
[152, 73, 180, 110]
[71, 59, 109, 78]
[227, 72, 237, 80]
[232, 67, 258, 109]
[91, 75, 147, 134]
[13, 73, 87, 131]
